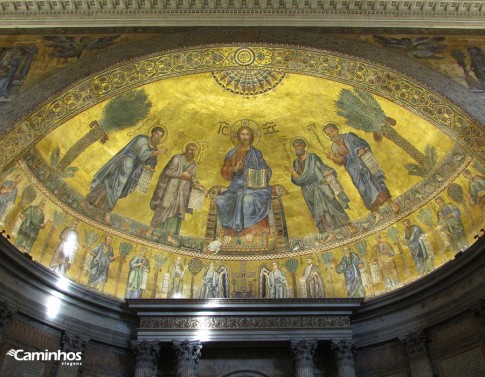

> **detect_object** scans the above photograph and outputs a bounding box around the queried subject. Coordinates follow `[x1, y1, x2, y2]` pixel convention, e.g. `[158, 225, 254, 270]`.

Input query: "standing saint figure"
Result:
[301, 257, 325, 298]
[402, 219, 434, 276]
[435, 197, 468, 252]
[263, 262, 288, 299]
[463, 169, 485, 209]
[167, 256, 188, 298]
[200, 262, 228, 299]
[324, 123, 400, 223]
[0, 174, 22, 225]
[49, 220, 80, 275]
[215, 126, 272, 244]
[14, 199, 48, 254]
[335, 246, 366, 298]
[147, 142, 205, 243]
[287, 138, 355, 240]
[124, 247, 150, 299]
[82, 126, 167, 224]
[0, 48, 21, 98]
[372, 235, 400, 290]
[87, 235, 117, 292]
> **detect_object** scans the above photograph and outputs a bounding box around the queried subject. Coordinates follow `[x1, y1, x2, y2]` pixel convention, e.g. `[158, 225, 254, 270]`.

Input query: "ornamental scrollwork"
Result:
[140, 315, 350, 329]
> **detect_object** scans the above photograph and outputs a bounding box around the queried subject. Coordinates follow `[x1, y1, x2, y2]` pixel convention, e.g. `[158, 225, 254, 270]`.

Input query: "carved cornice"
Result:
[140, 315, 350, 329]
[0, 0, 484, 28]
[128, 298, 362, 306]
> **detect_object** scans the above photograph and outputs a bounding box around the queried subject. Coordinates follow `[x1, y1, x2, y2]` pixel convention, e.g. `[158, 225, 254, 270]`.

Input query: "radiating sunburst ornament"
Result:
[212, 69, 285, 96]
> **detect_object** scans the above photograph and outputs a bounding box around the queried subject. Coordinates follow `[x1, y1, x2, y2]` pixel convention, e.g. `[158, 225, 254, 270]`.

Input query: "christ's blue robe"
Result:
[215, 146, 272, 233]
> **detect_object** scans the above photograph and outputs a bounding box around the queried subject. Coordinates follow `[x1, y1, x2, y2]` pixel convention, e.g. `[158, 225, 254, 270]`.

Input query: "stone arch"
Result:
[222, 371, 270, 377]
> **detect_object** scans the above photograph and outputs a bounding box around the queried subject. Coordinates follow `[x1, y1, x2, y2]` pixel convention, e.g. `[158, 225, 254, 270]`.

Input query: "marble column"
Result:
[131, 340, 161, 377]
[331, 339, 357, 377]
[399, 330, 434, 377]
[173, 340, 202, 377]
[290, 339, 318, 377]
[0, 301, 15, 345]
[55, 331, 89, 377]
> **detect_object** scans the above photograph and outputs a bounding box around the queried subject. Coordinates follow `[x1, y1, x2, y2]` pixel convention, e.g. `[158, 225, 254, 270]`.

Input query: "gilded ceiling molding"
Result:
[0, 0, 484, 28]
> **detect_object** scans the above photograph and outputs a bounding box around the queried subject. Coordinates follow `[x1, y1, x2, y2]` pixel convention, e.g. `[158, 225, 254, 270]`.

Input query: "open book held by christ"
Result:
[246, 168, 268, 189]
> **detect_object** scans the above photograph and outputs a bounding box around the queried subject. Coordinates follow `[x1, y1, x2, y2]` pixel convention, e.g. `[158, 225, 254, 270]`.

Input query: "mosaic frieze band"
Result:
[1, 45, 483, 174]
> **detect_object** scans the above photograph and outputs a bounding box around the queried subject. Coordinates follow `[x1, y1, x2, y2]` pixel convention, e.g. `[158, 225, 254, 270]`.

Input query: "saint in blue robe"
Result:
[291, 153, 350, 233]
[336, 252, 366, 298]
[404, 224, 433, 275]
[331, 132, 390, 212]
[86, 135, 158, 212]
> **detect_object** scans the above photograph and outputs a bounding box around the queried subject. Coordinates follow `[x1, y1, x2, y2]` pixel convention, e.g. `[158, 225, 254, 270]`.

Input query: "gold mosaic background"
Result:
[0, 33, 484, 301]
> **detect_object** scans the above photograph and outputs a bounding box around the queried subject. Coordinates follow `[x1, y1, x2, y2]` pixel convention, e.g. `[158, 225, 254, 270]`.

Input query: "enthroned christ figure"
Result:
[215, 126, 272, 245]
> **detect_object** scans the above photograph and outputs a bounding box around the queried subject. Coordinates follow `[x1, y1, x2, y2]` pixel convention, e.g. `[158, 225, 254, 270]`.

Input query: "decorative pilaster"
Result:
[173, 340, 202, 377]
[0, 301, 15, 343]
[472, 299, 485, 342]
[332, 339, 357, 377]
[131, 340, 161, 377]
[55, 331, 89, 377]
[399, 330, 434, 377]
[290, 339, 318, 377]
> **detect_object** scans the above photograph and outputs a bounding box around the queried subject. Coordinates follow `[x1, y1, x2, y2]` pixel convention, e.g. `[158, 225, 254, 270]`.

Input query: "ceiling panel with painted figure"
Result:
[0, 43, 483, 302]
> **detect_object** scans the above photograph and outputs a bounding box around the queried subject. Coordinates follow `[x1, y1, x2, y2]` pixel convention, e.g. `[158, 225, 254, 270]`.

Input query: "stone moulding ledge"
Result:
[0, 0, 485, 28]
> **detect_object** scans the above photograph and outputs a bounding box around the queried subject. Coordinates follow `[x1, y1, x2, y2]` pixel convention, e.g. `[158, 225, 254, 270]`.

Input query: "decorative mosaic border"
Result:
[1, 44, 483, 174]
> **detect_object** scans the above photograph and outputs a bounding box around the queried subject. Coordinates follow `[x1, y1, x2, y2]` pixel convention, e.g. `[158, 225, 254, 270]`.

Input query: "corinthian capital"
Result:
[173, 340, 202, 366]
[131, 340, 161, 364]
[290, 339, 317, 363]
[472, 299, 485, 319]
[399, 330, 427, 358]
[0, 301, 15, 329]
[61, 331, 89, 354]
[331, 339, 357, 363]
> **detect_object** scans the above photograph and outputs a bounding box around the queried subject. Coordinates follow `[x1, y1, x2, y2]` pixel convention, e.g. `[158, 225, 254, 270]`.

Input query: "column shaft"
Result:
[55, 331, 89, 377]
[399, 330, 433, 377]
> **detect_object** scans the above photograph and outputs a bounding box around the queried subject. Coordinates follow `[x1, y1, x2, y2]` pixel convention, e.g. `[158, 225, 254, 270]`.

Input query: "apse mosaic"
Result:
[0, 41, 484, 302]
